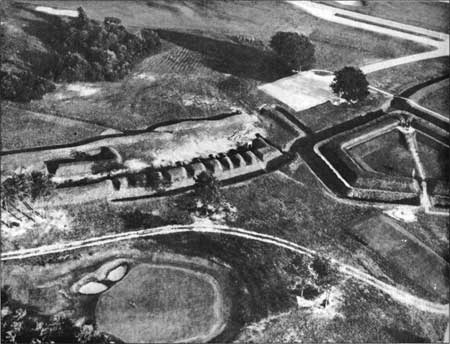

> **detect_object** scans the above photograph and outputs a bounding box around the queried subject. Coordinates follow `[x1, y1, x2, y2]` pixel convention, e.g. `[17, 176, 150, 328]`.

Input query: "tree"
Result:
[270, 31, 315, 71]
[193, 171, 222, 206]
[331, 66, 369, 102]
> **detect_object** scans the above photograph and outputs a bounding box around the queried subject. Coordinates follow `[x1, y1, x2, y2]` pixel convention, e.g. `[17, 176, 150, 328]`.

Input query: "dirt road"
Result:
[2, 223, 448, 316]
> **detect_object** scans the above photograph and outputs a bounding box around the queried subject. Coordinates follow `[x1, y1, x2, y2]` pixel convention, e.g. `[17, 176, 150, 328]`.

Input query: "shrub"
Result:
[1, 171, 55, 205]
[331, 66, 369, 102]
[270, 31, 315, 71]
[0, 71, 55, 102]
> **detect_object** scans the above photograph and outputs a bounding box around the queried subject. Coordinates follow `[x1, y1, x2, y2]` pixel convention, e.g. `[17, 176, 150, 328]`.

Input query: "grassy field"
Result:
[351, 214, 448, 301]
[324, 1, 449, 33]
[415, 79, 450, 116]
[236, 278, 447, 343]
[96, 263, 221, 343]
[0, 103, 109, 151]
[291, 92, 389, 133]
[367, 57, 449, 95]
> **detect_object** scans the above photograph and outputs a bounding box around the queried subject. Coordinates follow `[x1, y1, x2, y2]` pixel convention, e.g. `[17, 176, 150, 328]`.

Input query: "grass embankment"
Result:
[412, 79, 450, 117]
[349, 130, 416, 178]
[367, 57, 449, 95]
[291, 93, 389, 133]
[323, 0, 449, 33]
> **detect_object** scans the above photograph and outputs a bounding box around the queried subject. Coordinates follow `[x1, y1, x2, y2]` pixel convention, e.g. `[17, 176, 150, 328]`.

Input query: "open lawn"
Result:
[367, 57, 449, 95]
[96, 263, 223, 343]
[324, 1, 449, 33]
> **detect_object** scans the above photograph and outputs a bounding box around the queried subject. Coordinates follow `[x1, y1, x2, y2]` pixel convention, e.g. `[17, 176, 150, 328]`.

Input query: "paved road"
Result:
[2, 223, 448, 316]
[287, 1, 449, 73]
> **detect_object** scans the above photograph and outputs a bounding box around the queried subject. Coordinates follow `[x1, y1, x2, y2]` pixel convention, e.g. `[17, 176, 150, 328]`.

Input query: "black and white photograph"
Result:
[1, 0, 449, 343]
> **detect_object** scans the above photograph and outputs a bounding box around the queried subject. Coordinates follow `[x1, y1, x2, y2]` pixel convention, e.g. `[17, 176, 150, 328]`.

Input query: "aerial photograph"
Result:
[0, 0, 449, 343]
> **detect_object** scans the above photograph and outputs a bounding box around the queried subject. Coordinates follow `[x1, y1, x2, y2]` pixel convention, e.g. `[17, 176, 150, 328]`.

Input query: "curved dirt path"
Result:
[2, 223, 448, 316]
[286, 1, 449, 74]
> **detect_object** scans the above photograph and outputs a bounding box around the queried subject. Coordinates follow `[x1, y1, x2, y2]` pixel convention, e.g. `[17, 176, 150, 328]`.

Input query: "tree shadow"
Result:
[384, 327, 429, 343]
[157, 29, 293, 82]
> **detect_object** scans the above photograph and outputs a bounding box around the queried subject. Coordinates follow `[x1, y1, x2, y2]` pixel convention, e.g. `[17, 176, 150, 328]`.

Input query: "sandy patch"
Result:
[258, 70, 343, 112]
[66, 84, 100, 97]
[35, 6, 79, 17]
[1, 207, 72, 247]
[52, 83, 101, 100]
[79, 281, 108, 294]
[384, 206, 417, 223]
[124, 159, 150, 171]
[106, 265, 128, 282]
[133, 72, 157, 82]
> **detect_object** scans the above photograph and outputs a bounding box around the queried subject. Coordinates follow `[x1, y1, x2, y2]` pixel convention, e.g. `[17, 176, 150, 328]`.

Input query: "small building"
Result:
[203, 159, 223, 174]
[228, 153, 246, 168]
[186, 162, 207, 178]
[253, 145, 280, 161]
[166, 166, 188, 183]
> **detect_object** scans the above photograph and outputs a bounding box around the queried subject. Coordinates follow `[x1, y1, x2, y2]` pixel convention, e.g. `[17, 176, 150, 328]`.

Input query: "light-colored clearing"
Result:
[106, 265, 128, 282]
[258, 70, 343, 112]
[78, 281, 108, 294]
[35, 6, 79, 17]
[384, 206, 418, 223]
[133, 72, 157, 82]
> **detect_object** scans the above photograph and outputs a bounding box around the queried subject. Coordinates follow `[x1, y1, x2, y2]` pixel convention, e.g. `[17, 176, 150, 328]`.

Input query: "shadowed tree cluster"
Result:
[270, 31, 315, 71]
[1, 7, 160, 102]
[331, 66, 369, 102]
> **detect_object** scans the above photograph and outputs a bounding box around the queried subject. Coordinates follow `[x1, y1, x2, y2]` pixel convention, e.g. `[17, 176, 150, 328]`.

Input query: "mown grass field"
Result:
[96, 263, 221, 343]
[324, 1, 449, 33]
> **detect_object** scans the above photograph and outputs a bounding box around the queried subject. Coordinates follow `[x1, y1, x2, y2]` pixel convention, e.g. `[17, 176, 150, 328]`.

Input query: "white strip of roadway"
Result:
[286, 1, 449, 74]
[2, 224, 448, 316]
